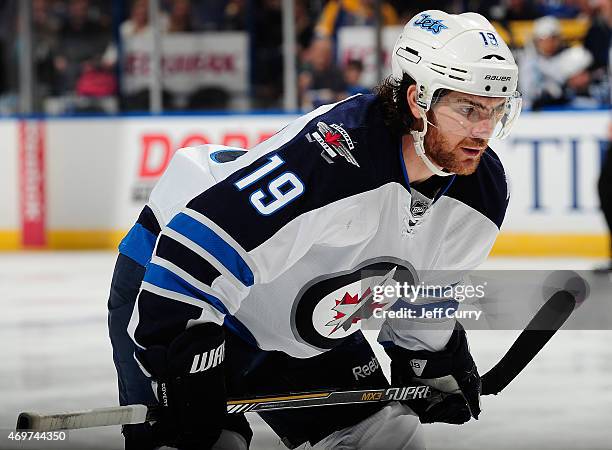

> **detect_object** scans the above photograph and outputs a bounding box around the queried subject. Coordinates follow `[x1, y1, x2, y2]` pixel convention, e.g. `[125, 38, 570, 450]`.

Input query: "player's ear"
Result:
[406, 84, 424, 132]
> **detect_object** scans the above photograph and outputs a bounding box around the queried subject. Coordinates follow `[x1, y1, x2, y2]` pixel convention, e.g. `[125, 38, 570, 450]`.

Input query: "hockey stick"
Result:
[16, 385, 434, 431]
[16, 290, 576, 431]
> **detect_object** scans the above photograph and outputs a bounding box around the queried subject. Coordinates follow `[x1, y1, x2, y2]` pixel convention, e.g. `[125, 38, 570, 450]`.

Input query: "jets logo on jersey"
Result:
[413, 14, 448, 35]
[326, 267, 397, 335]
[306, 121, 359, 167]
[291, 258, 417, 350]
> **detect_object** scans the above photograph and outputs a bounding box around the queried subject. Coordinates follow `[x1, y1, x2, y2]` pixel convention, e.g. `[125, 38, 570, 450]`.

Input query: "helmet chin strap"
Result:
[410, 110, 454, 177]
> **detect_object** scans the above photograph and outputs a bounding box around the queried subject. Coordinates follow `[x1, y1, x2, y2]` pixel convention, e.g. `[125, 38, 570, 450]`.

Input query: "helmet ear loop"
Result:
[410, 108, 454, 177]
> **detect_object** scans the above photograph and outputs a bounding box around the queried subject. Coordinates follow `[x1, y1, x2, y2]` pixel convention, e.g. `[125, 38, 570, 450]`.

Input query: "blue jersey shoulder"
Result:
[444, 147, 509, 229]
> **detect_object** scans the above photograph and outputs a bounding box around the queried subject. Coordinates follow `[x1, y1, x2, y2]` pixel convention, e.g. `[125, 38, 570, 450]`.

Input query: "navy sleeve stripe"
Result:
[166, 212, 254, 287]
[150, 254, 235, 310]
[141, 280, 257, 347]
[155, 234, 222, 287]
[133, 289, 208, 347]
[118, 223, 157, 266]
[137, 205, 162, 236]
[143, 262, 230, 316]
[140, 282, 225, 324]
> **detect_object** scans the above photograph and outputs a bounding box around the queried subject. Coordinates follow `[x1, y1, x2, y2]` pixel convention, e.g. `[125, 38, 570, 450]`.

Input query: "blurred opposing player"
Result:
[107, 10, 521, 449]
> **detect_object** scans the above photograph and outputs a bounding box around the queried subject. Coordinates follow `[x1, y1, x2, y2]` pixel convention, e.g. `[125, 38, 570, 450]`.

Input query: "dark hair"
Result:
[375, 74, 450, 137]
[374, 73, 418, 136]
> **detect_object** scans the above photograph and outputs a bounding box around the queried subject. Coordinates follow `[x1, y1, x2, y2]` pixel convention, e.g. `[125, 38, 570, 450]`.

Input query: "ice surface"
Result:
[0, 252, 610, 449]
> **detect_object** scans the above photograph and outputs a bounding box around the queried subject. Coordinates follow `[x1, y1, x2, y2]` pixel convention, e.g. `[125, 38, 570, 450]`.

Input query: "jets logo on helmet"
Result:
[391, 10, 522, 177]
[413, 13, 448, 34]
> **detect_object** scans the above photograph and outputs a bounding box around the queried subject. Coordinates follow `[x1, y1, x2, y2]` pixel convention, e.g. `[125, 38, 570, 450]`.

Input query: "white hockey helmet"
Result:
[391, 10, 522, 176]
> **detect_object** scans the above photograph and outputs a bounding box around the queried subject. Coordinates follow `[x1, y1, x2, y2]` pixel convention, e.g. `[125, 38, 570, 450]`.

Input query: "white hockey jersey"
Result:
[124, 94, 508, 358]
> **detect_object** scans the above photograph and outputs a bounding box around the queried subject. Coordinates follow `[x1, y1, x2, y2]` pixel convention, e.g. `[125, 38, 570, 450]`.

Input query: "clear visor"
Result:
[427, 91, 522, 140]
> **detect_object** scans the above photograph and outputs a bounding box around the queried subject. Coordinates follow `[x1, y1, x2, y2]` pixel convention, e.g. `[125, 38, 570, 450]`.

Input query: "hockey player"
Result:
[107, 10, 522, 449]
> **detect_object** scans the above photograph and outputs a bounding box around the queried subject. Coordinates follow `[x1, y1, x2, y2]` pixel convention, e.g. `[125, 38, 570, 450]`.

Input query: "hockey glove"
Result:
[385, 321, 481, 425]
[136, 323, 226, 449]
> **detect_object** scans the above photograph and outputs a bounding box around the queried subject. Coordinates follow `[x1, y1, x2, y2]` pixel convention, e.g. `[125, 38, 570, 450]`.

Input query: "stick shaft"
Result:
[225, 384, 432, 414]
[481, 290, 575, 395]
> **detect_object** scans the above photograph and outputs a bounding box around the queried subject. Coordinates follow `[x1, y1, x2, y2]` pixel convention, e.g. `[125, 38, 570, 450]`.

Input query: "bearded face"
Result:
[423, 116, 488, 176]
[421, 92, 506, 175]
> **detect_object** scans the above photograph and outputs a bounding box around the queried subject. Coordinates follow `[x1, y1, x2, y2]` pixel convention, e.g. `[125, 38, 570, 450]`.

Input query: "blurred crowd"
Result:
[0, 0, 610, 114]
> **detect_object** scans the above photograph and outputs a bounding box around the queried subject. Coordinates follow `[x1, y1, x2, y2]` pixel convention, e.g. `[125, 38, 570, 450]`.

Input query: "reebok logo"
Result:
[190, 342, 225, 374]
[352, 356, 380, 380]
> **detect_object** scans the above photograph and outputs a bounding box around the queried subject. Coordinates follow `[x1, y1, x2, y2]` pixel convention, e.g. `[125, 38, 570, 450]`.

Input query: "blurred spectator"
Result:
[518, 15, 594, 109]
[299, 37, 346, 110]
[477, 0, 540, 48]
[0, 0, 17, 112]
[341, 59, 369, 97]
[191, 0, 229, 30]
[121, 0, 168, 39]
[0, 40, 8, 111]
[537, 0, 583, 18]
[184, 0, 245, 110]
[119, 0, 166, 111]
[32, 0, 60, 109]
[223, 0, 247, 30]
[295, 0, 315, 58]
[166, 0, 193, 33]
[485, 0, 540, 21]
[583, 0, 612, 105]
[310, 0, 399, 109]
[315, 0, 399, 45]
[310, 0, 399, 108]
[252, 0, 283, 108]
[584, 0, 612, 71]
[52, 0, 114, 96]
[190, 0, 247, 31]
[251, 0, 314, 109]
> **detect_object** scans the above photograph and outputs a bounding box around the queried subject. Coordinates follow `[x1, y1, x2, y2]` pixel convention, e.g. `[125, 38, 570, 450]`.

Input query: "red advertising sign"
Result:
[137, 131, 276, 179]
[19, 120, 46, 247]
